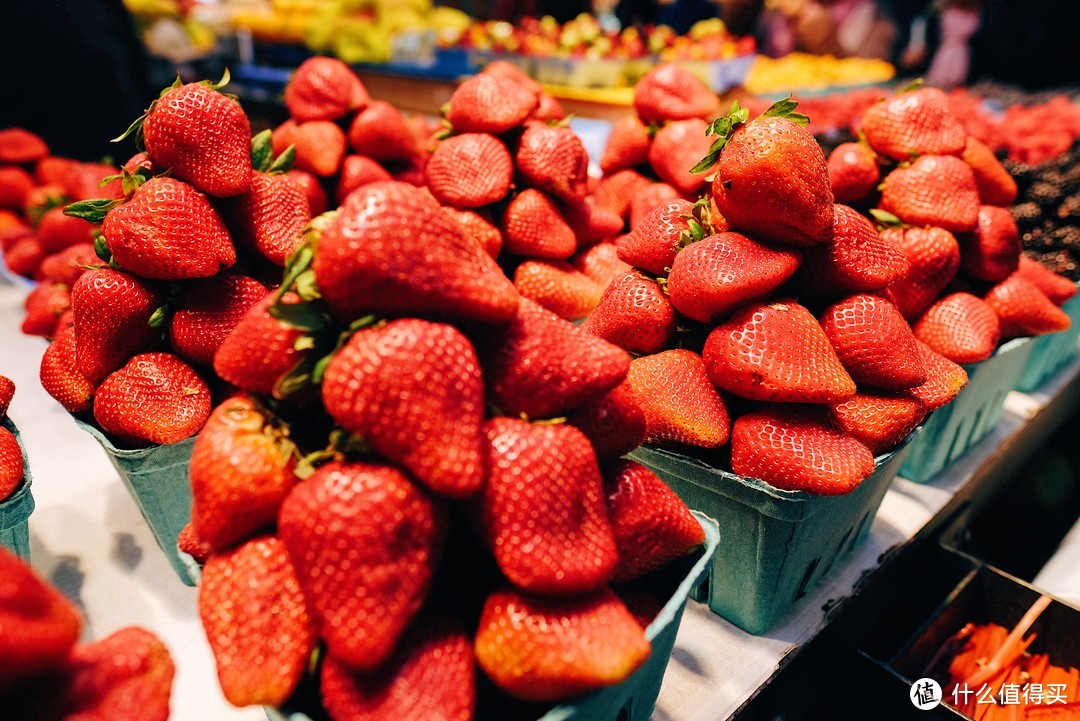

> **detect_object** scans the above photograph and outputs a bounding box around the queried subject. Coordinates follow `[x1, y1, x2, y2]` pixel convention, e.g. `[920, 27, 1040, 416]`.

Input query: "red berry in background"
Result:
[913, 292, 1000, 365]
[446, 72, 538, 135]
[633, 63, 720, 123]
[827, 142, 879, 206]
[426, 133, 513, 209]
[285, 56, 369, 122]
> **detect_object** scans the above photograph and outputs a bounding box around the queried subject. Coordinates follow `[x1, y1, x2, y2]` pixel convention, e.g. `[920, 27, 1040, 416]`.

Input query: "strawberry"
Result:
[285, 56, 369, 122]
[122, 151, 154, 176]
[347, 101, 418, 162]
[513, 259, 603, 321]
[213, 291, 307, 397]
[482, 59, 542, 93]
[93, 352, 211, 446]
[827, 142, 879, 206]
[39, 324, 95, 414]
[227, 171, 310, 266]
[830, 392, 926, 454]
[957, 205, 1020, 282]
[278, 461, 447, 671]
[177, 522, 212, 564]
[500, 189, 577, 258]
[337, 155, 393, 203]
[582, 270, 676, 354]
[860, 87, 967, 161]
[190, 396, 299, 551]
[39, 243, 97, 287]
[66, 162, 123, 201]
[71, 268, 167, 385]
[313, 181, 519, 324]
[287, 169, 328, 215]
[199, 536, 315, 706]
[905, 340, 968, 410]
[293, 120, 347, 177]
[426, 133, 513, 209]
[169, 274, 268, 368]
[37, 207, 95, 254]
[272, 119, 298, 158]
[629, 182, 681, 231]
[0, 428, 23, 502]
[878, 155, 980, 233]
[532, 92, 566, 121]
[984, 274, 1071, 340]
[633, 63, 719, 123]
[617, 198, 694, 275]
[0, 166, 33, 210]
[391, 161, 428, 188]
[625, 349, 731, 449]
[568, 379, 647, 460]
[601, 115, 652, 173]
[701, 100, 834, 247]
[442, 207, 502, 258]
[0, 374, 12, 418]
[515, 122, 589, 202]
[962, 136, 1017, 206]
[732, 405, 876, 494]
[0, 128, 48, 164]
[649, 118, 711, 195]
[667, 231, 803, 323]
[481, 298, 630, 420]
[322, 319, 485, 499]
[21, 282, 71, 338]
[1015, 256, 1077, 306]
[0, 547, 82, 688]
[881, 226, 961, 319]
[703, 300, 856, 403]
[95, 176, 236, 280]
[819, 293, 927, 390]
[446, 73, 538, 135]
[36, 156, 77, 186]
[3, 236, 45, 278]
[605, 460, 704, 582]
[561, 196, 624, 248]
[593, 168, 651, 219]
[572, 241, 632, 287]
[913, 292, 1000, 364]
[141, 79, 253, 197]
[321, 615, 474, 721]
[475, 587, 650, 702]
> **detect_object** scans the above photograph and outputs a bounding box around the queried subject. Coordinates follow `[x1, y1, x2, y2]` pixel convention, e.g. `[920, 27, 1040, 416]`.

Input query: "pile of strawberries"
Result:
[0, 547, 174, 720]
[0, 374, 21, 506]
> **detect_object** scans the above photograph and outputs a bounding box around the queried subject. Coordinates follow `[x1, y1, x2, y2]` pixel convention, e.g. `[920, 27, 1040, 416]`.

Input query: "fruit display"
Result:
[0, 374, 22, 506]
[742, 52, 895, 96]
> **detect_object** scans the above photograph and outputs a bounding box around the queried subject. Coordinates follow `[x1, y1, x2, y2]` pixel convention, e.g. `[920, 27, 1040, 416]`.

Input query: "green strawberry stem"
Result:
[677, 196, 716, 247]
[251, 130, 275, 173]
[897, 77, 924, 94]
[267, 144, 296, 174]
[869, 208, 905, 229]
[93, 232, 111, 263]
[111, 68, 233, 146]
[691, 96, 808, 175]
[64, 198, 122, 224]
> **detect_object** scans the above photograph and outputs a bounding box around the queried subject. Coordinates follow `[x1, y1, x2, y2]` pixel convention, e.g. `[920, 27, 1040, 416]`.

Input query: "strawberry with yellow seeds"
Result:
[572, 242, 632, 287]
[830, 392, 926, 454]
[819, 293, 927, 391]
[442, 207, 502, 258]
[446, 72, 538, 135]
[39, 324, 95, 414]
[913, 292, 1000, 364]
[292, 121, 346, 177]
[568, 379, 647, 460]
[515, 122, 589, 202]
[617, 198, 696, 276]
[860, 86, 967, 160]
[905, 340, 969, 410]
[500, 189, 577, 259]
[957, 205, 1021, 282]
[213, 291, 309, 398]
[285, 56, 369, 122]
[593, 168, 652, 219]
[629, 182, 681, 230]
[426, 133, 513, 209]
[881, 225, 961, 320]
[648, 118, 711, 195]
[827, 142, 879, 206]
[169, 273, 268, 368]
[633, 63, 720, 123]
[0, 428, 23, 503]
[582, 270, 677, 355]
[513, 259, 603, 321]
[983, 274, 1071, 340]
[626, 349, 731, 449]
[878, 155, 980, 233]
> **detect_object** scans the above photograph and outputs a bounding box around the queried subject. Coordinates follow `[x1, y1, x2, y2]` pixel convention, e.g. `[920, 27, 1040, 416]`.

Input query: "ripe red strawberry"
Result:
[98, 176, 236, 280]
[500, 189, 577, 258]
[0, 374, 12, 418]
[177, 521, 212, 564]
[626, 349, 731, 449]
[905, 340, 968, 409]
[568, 379, 647, 460]
[36, 156, 77, 186]
[272, 119, 298, 158]
[605, 460, 704, 582]
[516, 122, 589, 202]
[71, 268, 167, 384]
[0, 166, 33, 210]
[732, 405, 876, 494]
[649, 118, 711, 195]
[213, 291, 307, 397]
[66, 161, 123, 201]
[3, 236, 46, 278]
[293, 120, 347, 177]
[426, 133, 513, 209]
[514, 259, 603, 321]
[199, 536, 315, 706]
[601, 115, 652, 173]
[37, 207, 94, 254]
[475, 587, 650, 702]
[0, 546, 82, 687]
[0, 428, 23, 502]
[482, 298, 630, 420]
[322, 319, 485, 499]
[629, 182, 681, 231]
[227, 171, 310, 266]
[279, 461, 447, 671]
[830, 392, 926, 454]
[321, 614, 474, 721]
[572, 241, 632, 287]
[285, 56, 369, 122]
[337, 155, 393, 203]
[347, 100, 418, 162]
[594, 168, 651, 219]
[442, 207, 502, 257]
[617, 198, 694, 275]
[582, 270, 676, 355]
[532, 92, 566, 121]
[287, 168, 328, 215]
[561, 196, 624, 248]
[819, 293, 927, 390]
[984, 274, 1071, 340]
[882, 226, 961, 319]
[0, 128, 48, 164]
[1015, 256, 1077, 306]
[861, 87, 967, 161]
[704, 300, 856, 403]
[93, 352, 211, 446]
[313, 181, 519, 324]
[39, 243, 97, 287]
[633, 63, 719, 122]
[962, 136, 1018, 206]
[39, 324, 95, 413]
[482, 59, 542, 94]
[827, 142, 879, 206]
[122, 151, 154, 175]
[142, 80, 253, 197]
[957, 205, 1021, 282]
[190, 396, 299, 551]
[21, 282, 71, 338]
[169, 274, 268, 368]
[667, 231, 803, 323]
[913, 292, 1001, 364]
[446, 72, 538, 134]
[392, 160, 429, 188]
[878, 155, 980, 233]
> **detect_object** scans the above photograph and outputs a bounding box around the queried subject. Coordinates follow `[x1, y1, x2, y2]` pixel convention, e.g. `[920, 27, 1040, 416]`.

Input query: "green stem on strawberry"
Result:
[112, 68, 234, 147]
[691, 97, 808, 175]
[869, 208, 907, 231]
[64, 198, 124, 224]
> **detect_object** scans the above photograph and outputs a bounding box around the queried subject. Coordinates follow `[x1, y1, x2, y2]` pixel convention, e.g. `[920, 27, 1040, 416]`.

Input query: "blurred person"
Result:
[719, 0, 766, 37]
[924, 0, 981, 88]
[655, 0, 722, 34]
[759, 0, 897, 59]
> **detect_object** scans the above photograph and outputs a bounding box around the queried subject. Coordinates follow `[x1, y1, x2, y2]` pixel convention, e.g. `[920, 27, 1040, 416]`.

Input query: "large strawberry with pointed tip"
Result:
[827, 142, 879, 206]
[446, 72, 538, 135]
[962, 136, 1017, 207]
[913, 292, 1000, 364]
[500, 189, 577, 259]
[39, 323, 95, 413]
[39, 243, 97, 287]
[582, 270, 676, 355]
[616, 198, 696, 275]
[426, 133, 513, 209]
[819, 293, 927, 390]
[649, 118, 711, 195]
[516, 122, 589, 202]
[601, 115, 651, 173]
[957, 205, 1021, 282]
[348, 101, 418, 162]
[633, 63, 720, 122]
[904, 340, 968, 410]
[285, 56, 369, 122]
[227, 171, 311, 267]
[169, 273, 268, 368]
[513, 259, 603, 321]
[878, 155, 980, 233]
[213, 291, 309, 398]
[984, 274, 1070, 340]
[861, 87, 967, 161]
[881, 225, 961, 320]
[626, 349, 731, 449]
[568, 379, 647, 460]
[0, 428, 22, 504]
[293, 120, 347, 177]
[830, 392, 926, 454]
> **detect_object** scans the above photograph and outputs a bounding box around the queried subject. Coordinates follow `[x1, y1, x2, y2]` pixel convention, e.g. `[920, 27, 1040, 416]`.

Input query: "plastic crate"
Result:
[900, 337, 1035, 484]
[266, 512, 720, 721]
[629, 428, 920, 635]
[1016, 289, 1080, 393]
[74, 419, 196, 585]
[0, 418, 34, 559]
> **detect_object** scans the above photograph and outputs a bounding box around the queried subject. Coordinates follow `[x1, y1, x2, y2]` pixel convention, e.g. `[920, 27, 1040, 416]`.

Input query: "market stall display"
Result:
[0, 375, 33, 558]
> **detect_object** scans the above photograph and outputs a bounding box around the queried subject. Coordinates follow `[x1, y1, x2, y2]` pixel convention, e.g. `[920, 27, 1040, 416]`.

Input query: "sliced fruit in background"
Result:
[626, 349, 731, 450]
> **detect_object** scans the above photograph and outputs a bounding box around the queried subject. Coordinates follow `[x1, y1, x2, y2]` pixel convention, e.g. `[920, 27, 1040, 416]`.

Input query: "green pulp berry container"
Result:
[0, 418, 34, 559]
[267, 512, 721, 721]
[1016, 290, 1080, 393]
[629, 429, 920, 635]
[75, 418, 196, 585]
[900, 337, 1034, 484]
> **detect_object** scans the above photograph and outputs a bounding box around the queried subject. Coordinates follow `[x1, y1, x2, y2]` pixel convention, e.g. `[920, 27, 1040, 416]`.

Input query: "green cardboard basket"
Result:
[629, 430, 920, 635]
[899, 337, 1034, 484]
[0, 418, 34, 559]
[266, 512, 720, 721]
[1016, 289, 1080, 392]
[74, 418, 196, 585]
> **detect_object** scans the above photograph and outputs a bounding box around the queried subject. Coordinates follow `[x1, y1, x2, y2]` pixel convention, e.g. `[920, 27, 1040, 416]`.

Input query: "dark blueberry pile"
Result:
[1011, 141, 1080, 280]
